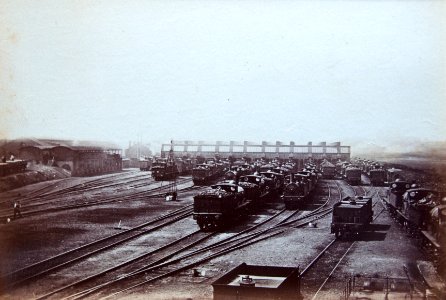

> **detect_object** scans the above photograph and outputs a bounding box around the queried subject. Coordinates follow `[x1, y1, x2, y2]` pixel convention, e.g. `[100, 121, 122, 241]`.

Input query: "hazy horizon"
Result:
[2, 1, 445, 151]
[3, 136, 446, 160]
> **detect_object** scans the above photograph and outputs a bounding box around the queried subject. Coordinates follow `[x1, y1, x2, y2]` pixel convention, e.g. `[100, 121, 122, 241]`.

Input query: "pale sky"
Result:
[1, 0, 445, 152]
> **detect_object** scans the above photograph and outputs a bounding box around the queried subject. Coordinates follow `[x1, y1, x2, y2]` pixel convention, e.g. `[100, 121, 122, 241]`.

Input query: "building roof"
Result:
[6, 138, 121, 152]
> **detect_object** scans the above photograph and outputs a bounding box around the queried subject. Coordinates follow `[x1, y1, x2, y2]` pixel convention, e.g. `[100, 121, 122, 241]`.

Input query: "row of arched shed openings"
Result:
[161, 141, 351, 162]
[19, 142, 122, 177]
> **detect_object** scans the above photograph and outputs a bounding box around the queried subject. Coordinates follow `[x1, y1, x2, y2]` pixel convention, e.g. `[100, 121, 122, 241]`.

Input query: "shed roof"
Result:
[18, 138, 121, 152]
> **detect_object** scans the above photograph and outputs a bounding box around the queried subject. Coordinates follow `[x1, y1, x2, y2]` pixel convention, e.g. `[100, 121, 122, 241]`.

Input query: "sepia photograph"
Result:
[0, 1, 445, 299]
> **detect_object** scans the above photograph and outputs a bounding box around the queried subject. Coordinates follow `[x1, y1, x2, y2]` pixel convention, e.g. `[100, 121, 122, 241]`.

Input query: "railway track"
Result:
[27, 208, 290, 299]
[4, 178, 352, 300]
[1, 204, 195, 290]
[28, 172, 151, 200]
[300, 185, 384, 299]
[0, 171, 147, 209]
[38, 183, 336, 299]
[0, 177, 194, 220]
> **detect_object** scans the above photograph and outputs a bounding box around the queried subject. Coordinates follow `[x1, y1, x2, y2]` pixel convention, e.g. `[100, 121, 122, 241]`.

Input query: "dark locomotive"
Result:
[260, 171, 285, 193]
[344, 166, 362, 185]
[280, 162, 319, 209]
[282, 173, 313, 209]
[151, 148, 194, 181]
[0, 159, 27, 177]
[151, 157, 179, 181]
[402, 188, 438, 230]
[331, 196, 373, 238]
[193, 181, 248, 230]
[320, 160, 336, 179]
[192, 162, 222, 185]
[383, 179, 446, 254]
[368, 164, 386, 186]
[237, 174, 272, 206]
[387, 179, 411, 210]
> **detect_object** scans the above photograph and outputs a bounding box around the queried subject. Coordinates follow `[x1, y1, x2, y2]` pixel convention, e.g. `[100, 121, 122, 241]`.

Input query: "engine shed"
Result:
[18, 139, 122, 177]
[212, 263, 302, 300]
[161, 141, 350, 162]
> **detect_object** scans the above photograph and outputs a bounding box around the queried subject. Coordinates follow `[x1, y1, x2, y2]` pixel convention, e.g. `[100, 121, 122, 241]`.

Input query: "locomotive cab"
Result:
[387, 180, 411, 210]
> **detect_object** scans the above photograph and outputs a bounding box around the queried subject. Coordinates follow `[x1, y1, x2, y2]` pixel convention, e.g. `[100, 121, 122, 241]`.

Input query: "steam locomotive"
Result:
[282, 167, 318, 209]
[320, 160, 336, 179]
[384, 180, 445, 249]
[238, 174, 271, 203]
[0, 160, 27, 177]
[344, 166, 362, 185]
[331, 196, 373, 238]
[192, 162, 222, 185]
[193, 181, 248, 231]
[151, 157, 179, 181]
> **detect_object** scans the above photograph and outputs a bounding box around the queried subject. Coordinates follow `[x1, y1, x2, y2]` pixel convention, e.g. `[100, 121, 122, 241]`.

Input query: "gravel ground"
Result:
[0, 174, 444, 300]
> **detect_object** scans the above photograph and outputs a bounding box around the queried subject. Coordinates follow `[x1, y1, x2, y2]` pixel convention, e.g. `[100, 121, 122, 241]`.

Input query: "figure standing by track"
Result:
[13, 201, 22, 219]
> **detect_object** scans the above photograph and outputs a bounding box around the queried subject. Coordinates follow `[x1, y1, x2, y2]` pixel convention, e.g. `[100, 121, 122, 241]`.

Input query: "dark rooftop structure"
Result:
[6, 138, 123, 177]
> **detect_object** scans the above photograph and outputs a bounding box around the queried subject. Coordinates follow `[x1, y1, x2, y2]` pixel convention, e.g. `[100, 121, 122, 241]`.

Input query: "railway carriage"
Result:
[386, 167, 403, 183]
[331, 196, 373, 238]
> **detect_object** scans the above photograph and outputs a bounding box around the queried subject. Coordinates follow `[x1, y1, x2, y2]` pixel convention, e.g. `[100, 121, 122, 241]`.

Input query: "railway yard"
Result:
[0, 161, 445, 300]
